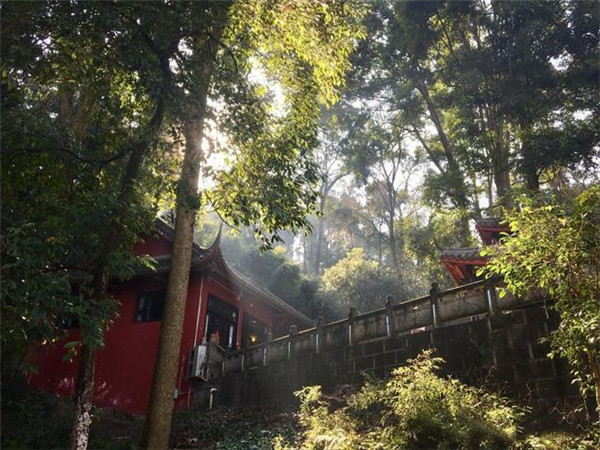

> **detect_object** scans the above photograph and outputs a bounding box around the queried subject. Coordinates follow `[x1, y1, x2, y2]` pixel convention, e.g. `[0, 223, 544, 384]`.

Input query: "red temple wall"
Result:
[30, 276, 203, 414]
[29, 232, 287, 415]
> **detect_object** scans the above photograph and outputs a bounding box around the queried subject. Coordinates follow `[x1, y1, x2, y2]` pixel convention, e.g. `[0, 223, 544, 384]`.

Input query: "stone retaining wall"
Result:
[193, 280, 578, 411]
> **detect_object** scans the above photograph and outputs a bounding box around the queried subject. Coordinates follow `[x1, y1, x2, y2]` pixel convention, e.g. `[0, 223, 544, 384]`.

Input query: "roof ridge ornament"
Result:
[210, 222, 223, 249]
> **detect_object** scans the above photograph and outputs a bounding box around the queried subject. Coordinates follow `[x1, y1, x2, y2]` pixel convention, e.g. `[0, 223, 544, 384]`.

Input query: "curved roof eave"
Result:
[154, 219, 314, 328]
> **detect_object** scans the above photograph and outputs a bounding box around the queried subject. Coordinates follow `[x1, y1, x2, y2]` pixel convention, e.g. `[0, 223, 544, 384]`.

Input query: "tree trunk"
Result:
[141, 117, 208, 449]
[484, 107, 511, 202]
[386, 187, 400, 273]
[303, 235, 308, 273]
[141, 23, 222, 442]
[69, 98, 166, 449]
[314, 194, 327, 276]
[69, 344, 96, 450]
[492, 143, 511, 200]
[471, 172, 480, 214]
[416, 81, 470, 210]
[388, 220, 400, 272]
[314, 216, 325, 276]
[589, 352, 600, 416]
[487, 172, 494, 211]
[377, 231, 382, 267]
[520, 128, 540, 192]
[525, 164, 540, 191]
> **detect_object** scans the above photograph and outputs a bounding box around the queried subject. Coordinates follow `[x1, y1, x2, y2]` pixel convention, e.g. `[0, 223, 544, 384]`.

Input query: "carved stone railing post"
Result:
[385, 295, 395, 337]
[263, 332, 272, 367]
[485, 279, 499, 315]
[348, 307, 357, 345]
[430, 282, 441, 328]
[315, 316, 324, 354]
[288, 325, 297, 360]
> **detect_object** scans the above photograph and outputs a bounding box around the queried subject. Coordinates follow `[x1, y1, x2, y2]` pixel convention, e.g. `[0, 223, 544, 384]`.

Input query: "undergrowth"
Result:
[280, 350, 598, 450]
[2, 351, 598, 449]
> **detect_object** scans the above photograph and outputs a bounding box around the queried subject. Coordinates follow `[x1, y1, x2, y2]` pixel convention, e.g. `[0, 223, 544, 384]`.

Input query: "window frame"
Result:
[134, 290, 166, 323]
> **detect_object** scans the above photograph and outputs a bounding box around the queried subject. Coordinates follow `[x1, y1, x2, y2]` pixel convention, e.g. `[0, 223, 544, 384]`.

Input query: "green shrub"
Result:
[515, 427, 600, 450]
[283, 350, 524, 450]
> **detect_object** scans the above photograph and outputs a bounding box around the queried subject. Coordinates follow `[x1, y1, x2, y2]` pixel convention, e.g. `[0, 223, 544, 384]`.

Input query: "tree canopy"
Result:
[2, 0, 599, 445]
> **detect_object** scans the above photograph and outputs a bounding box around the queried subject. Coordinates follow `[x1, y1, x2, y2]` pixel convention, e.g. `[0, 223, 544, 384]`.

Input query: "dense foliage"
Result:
[291, 0, 599, 291]
[482, 186, 600, 411]
[318, 248, 404, 316]
[2, 1, 369, 447]
[1, 1, 178, 372]
[1, 0, 599, 446]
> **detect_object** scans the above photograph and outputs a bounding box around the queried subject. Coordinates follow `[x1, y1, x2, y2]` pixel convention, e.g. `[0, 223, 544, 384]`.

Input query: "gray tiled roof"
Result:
[134, 219, 313, 327]
[475, 217, 507, 229]
[441, 247, 486, 261]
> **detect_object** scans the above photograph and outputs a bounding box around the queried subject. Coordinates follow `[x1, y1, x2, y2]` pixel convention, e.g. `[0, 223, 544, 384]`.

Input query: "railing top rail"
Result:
[270, 335, 290, 344]
[394, 294, 431, 309]
[296, 327, 316, 337]
[437, 279, 487, 297]
[224, 279, 500, 359]
[322, 317, 349, 329]
[356, 308, 390, 320]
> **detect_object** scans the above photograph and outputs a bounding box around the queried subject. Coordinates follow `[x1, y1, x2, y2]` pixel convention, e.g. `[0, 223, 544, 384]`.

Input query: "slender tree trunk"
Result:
[315, 217, 325, 275]
[524, 164, 540, 191]
[388, 220, 400, 272]
[69, 98, 166, 450]
[314, 194, 327, 276]
[141, 118, 207, 449]
[415, 80, 471, 243]
[484, 107, 511, 202]
[413, 127, 445, 174]
[471, 172, 480, 214]
[141, 121, 208, 450]
[69, 269, 108, 450]
[69, 340, 96, 449]
[303, 235, 308, 273]
[386, 189, 400, 272]
[487, 172, 494, 211]
[520, 124, 540, 192]
[141, 23, 223, 444]
[377, 231, 382, 267]
[492, 141, 510, 200]
[416, 82, 469, 209]
[588, 352, 600, 416]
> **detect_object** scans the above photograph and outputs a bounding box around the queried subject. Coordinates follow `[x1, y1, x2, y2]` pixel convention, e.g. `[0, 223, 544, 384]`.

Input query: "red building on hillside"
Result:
[441, 218, 510, 285]
[30, 220, 313, 415]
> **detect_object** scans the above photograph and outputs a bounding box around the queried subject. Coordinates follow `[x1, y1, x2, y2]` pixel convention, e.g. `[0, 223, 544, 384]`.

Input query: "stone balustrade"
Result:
[221, 279, 529, 376]
[193, 279, 577, 413]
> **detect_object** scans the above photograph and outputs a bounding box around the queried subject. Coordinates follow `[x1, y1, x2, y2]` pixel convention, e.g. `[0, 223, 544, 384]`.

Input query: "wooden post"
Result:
[430, 282, 441, 328]
[385, 295, 395, 336]
[348, 308, 357, 345]
[288, 325, 297, 360]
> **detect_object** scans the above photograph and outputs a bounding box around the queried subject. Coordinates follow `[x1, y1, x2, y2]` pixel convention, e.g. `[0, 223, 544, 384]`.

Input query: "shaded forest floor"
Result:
[2, 384, 597, 449]
[1, 386, 300, 449]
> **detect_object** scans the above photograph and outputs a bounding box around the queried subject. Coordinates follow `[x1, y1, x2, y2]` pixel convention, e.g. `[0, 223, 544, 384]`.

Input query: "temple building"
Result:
[30, 219, 313, 414]
[441, 218, 510, 285]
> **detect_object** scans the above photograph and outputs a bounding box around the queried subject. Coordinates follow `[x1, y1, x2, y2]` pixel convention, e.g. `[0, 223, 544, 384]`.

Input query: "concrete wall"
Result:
[193, 280, 578, 411]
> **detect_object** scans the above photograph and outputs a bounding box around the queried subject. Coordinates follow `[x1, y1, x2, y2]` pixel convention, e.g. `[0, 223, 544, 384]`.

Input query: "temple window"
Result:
[135, 291, 165, 322]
